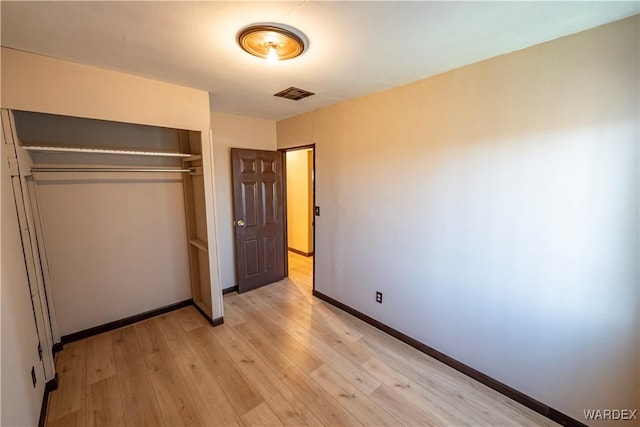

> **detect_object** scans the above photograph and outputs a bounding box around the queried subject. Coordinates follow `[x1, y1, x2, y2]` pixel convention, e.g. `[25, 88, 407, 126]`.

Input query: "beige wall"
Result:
[0, 48, 223, 323]
[278, 16, 639, 425]
[211, 112, 277, 289]
[0, 48, 209, 131]
[33, 169, 192, 335]
[286, 149, 313, 254]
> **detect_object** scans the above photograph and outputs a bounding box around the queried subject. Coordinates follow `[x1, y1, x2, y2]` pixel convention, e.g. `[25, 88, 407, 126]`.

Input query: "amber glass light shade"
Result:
[238, 24, 306, 61]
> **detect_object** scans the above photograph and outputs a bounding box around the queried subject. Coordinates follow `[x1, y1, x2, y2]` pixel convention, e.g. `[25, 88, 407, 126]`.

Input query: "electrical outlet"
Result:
[31, 366, 36, 388]
[314, 206, 320, 216]
[376, 292, 383, 303]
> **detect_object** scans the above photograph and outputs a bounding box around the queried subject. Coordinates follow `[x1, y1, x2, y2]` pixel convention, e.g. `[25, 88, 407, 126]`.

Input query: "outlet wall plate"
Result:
[376, 292, 383, 303]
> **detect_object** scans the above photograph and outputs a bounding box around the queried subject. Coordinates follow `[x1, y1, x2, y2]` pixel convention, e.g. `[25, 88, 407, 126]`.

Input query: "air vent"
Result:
[273, 87, 315, 101]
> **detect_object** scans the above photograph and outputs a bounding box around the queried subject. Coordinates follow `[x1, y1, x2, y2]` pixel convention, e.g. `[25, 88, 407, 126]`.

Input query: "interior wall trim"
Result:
[278, 143, 316, 294]
[312, 290, 587, 427]
[287, 247, 314, 257]
[222, 285, 239, 295]
[192, 302, 224, 326]
[38, 374, 59, 427]
[52, 342, 64, 355]
[60, 299, 194, 344]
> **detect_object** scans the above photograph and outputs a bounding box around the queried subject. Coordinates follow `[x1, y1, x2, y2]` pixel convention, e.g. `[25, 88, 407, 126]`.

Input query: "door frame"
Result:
[279, 144, 316, 293]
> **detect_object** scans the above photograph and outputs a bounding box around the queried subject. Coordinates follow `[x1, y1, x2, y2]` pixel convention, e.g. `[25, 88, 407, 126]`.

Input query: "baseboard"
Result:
[61, 299, 193, 344]
[312, 290, 587, 427]
[206, 315, 224, 327]
[191, 301, 224, 327]
[38, 374, 59, 427]
[287, 247, 314, 257]
[52, 342, 63, 355]
[223, 285, 238, 295]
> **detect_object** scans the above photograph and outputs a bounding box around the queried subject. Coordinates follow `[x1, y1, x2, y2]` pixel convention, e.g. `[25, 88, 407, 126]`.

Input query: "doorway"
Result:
[229, 145, 315, 294]
[283, 145, 315, 293]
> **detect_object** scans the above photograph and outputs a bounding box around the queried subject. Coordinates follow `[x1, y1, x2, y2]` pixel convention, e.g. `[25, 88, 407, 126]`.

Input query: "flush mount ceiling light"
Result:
[237, 23, 307, 64]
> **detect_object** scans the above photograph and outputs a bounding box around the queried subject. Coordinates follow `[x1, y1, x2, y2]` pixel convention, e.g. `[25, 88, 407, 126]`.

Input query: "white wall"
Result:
[278, 16, 639, 425]
[286, 149, 313, 254]
[1, 48, 224, 321]
[211, 112, 277, 290]
[1, 138, 45, 426]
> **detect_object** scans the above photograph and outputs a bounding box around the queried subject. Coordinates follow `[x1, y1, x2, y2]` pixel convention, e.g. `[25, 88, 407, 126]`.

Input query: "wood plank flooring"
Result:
[46, 252, 557, 426]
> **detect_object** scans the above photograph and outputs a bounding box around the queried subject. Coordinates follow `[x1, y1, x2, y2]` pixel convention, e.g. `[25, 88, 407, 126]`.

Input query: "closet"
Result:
[3, 110, 218, 348]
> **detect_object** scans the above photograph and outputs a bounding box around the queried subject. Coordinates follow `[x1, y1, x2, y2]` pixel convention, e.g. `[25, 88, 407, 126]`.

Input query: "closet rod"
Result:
[23, 145, 192, 158]
[31, 167, 192, 173]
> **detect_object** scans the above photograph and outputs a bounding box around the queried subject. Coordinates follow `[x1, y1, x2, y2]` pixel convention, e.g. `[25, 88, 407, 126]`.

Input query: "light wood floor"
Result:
[46, 252, 557, 426]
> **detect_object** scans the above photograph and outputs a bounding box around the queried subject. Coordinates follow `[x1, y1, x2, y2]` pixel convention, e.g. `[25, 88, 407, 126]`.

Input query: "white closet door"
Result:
[2, 109, 57, 381]
[26, 177, 61, 344]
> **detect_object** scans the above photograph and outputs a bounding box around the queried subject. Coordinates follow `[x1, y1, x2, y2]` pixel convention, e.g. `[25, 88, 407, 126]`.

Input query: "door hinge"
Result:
[38, 342, 43, 361]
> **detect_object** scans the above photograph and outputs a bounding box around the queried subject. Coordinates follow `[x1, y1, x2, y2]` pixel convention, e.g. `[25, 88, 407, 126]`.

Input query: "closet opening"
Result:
[6, 109, 220, 348]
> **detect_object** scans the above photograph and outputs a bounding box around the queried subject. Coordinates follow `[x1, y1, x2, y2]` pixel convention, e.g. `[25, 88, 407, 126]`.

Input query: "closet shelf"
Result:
[22, 145, 192, 158]
[182, 155, 202, 162]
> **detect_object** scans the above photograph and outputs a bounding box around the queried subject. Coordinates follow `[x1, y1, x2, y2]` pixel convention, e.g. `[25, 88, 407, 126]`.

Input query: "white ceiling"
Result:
[1, 1, 638, 121]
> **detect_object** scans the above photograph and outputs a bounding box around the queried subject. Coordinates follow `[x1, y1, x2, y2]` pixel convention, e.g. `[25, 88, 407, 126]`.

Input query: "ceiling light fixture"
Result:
[237, 23, 307, 63]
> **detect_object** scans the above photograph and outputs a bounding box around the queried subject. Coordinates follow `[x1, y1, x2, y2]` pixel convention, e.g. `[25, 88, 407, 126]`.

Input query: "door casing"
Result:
[279, 144, 316, 293]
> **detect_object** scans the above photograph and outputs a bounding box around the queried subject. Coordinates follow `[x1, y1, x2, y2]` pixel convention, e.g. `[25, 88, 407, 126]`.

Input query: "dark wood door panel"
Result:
[231, 148, 285, 293]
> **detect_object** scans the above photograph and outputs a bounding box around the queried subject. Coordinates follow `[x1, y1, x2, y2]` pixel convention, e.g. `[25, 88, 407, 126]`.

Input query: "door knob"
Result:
[234, 219, 245, 227]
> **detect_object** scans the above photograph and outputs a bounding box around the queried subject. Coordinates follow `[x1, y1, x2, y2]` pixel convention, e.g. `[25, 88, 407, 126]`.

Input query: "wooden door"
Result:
[231, 148, 286, 293]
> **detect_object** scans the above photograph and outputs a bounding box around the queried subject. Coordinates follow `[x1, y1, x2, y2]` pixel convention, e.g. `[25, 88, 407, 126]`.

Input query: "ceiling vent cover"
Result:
[274, 87, 315, 101]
